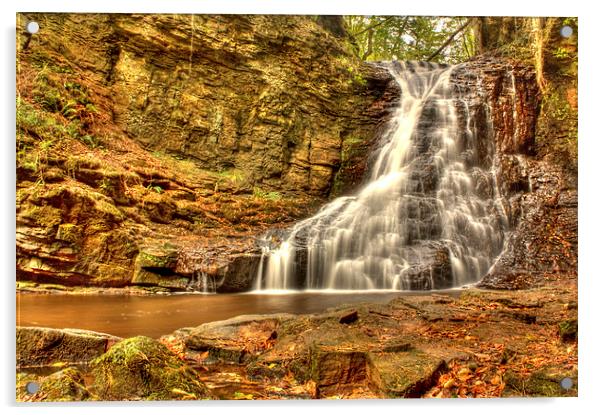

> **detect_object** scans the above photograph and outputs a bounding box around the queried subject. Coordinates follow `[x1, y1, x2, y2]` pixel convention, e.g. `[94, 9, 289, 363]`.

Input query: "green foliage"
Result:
[17, 99, 100, 149]
[17, 60, 103, 156]
[146, 184, 164, 194]
[218, 168, 246, 184]
[344, 16, 474, 63]
[552, 47, 571, 59]
[99, 178, 114, 194]
[233, 391, 254, 400]
[253, 187, 282, 201]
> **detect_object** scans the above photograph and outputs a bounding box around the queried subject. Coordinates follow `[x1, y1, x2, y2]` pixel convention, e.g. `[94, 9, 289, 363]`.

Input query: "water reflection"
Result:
[17, 292, 417, 338]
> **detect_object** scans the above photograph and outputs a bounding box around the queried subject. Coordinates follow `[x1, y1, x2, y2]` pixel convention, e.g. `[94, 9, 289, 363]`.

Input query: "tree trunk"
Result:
[316, 16, 347, 38]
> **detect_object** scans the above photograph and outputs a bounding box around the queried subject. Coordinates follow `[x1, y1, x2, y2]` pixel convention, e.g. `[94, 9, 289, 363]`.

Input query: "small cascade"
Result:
[255, 61, 509, 291]
[188, 270, 216, 294]
[179, 250, 217, 294]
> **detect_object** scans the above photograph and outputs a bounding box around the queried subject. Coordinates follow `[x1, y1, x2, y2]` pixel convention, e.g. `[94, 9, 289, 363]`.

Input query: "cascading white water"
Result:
[255, 61, 507, 291]
[188, 270, 216, 293]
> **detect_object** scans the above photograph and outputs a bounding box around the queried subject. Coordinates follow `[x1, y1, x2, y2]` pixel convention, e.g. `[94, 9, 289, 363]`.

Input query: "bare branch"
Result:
[427, 18, 474, 61]
[352, 16, 395, 37]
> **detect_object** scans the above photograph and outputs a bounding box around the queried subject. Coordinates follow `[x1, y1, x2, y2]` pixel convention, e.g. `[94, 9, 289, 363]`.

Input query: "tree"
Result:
[343, 16, 475, 63]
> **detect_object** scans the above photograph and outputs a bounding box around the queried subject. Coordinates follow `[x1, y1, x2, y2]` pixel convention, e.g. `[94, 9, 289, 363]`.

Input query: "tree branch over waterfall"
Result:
[427, 18, 474, 61]
[343, 16, 477, 63]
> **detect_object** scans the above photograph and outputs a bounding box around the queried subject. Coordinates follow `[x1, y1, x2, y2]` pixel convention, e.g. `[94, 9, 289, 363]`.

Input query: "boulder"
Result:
[17, 326, 120, 367]
[503, 367, 577, 397]
[182, 314, 294, 364]
[37, 367, 90, 401]
[367, 350, 447, 398]
[310, 344, 368, 397]
[131, 243, 190, 290]
[90, 336, 213, 401]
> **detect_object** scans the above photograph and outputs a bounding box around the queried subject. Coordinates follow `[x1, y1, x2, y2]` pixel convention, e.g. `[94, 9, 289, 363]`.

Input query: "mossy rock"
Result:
[17, 326, 120, 367]
[16, 372, 43, 401]
[16, 367, 89, 402]
[135, 245, 179, 269]
[131, 244, 189, 289]
[90, 336, 213, 401]
[558, 318, 578, 342]
[503, 367, 577, 397]
[40, 367, 90, 401]
[367, 350, 447, 398]
[55, 223, 83, 245]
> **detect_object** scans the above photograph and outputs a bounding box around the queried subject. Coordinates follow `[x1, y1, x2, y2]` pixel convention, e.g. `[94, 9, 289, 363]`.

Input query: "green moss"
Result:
[252, 187, 282, 201]
[91, 336, 212, 400]
[55, 223, 83, 244]
[217, 168, 246, 184]
[367, 350, 447, 398]
[136, 247, 178, 269]
[503, 368, 577, 397]
[38, 367, 90, 401]
[558, 318, 578, 342]
[331, 134, 365, 197]
[90, 196, 124, 222]
[537, 88, 578, 169]
[19, 204, 63, 229]
[16, 372, 44, 402]
[18, 64, 102, 150]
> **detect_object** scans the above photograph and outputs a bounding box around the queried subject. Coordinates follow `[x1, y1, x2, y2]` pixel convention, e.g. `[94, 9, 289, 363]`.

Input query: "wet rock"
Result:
[181, 314, 294, 364]
[310, 345, 368, 397]
[91, 336, 213, 401]
[367, 350, 448, 398]
[339, 310, 359, 324]
[480, 165, 577, 289]
[17, 326, 120, 367]
[131, 243, 189, 290]
[216, 253, 261, 293]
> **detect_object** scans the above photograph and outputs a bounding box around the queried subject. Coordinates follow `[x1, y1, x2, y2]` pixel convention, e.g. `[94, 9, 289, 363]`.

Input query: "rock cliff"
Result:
[16, 13, 392, 290]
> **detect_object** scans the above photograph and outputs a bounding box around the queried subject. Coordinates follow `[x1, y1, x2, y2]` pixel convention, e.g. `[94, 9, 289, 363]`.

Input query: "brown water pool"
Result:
[16, 290, 460, 338]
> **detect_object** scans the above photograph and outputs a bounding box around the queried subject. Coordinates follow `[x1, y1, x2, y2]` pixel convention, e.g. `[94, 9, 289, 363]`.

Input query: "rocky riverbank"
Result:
[17, 274, 577, 401]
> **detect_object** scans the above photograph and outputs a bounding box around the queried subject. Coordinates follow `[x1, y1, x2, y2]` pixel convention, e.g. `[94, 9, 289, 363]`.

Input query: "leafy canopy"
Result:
[344, 16, 476, 63]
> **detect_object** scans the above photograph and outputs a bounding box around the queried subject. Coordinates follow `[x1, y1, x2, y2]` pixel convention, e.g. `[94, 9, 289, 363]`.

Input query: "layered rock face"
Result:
[16, 14, 392, 290]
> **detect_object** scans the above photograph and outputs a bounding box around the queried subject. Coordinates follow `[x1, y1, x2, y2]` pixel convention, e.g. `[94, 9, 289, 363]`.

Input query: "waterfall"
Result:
[188, 270, 216, 294]
[255, 61, 507, 291]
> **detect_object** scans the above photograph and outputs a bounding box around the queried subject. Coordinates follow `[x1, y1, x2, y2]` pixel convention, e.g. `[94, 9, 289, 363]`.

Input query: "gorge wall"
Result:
[16, 13, 393, 291]
[16, 14, 577, 292]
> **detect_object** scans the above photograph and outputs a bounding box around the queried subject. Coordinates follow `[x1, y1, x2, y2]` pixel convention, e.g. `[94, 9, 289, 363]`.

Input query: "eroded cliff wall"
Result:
[16, 13, 392, 290]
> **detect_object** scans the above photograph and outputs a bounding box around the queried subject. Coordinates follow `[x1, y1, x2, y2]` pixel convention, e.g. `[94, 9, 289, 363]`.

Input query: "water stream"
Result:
[255, 61, 507, 291]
